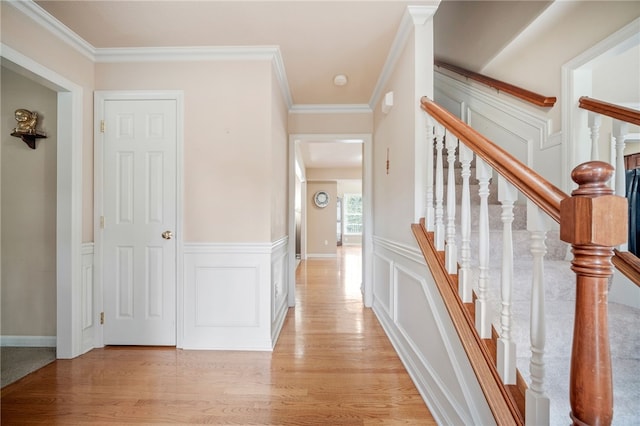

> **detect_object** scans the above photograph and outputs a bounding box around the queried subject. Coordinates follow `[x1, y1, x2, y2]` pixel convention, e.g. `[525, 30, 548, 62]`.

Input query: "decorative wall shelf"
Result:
[11, 130, 47, 149]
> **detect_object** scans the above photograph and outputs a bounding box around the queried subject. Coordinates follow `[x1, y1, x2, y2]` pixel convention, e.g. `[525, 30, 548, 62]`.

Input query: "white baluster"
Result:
[458, 143, 473, 302]
[497, 176, 517, 385]
[525, 203, 550, 426]
[613, 120, 629, 196]
[587, 111, 602, 161]
[425, 116, 435, 232]
[445, 134, 458, 273]
[434, 125, 445, 250]
[613, 120, 629, 251]
[475, 157, 492, 338]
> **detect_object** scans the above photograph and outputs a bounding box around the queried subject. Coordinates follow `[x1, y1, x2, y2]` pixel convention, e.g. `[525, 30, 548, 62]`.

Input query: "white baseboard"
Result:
[1, 335, 56, 347]
[306, 253, 337, 258]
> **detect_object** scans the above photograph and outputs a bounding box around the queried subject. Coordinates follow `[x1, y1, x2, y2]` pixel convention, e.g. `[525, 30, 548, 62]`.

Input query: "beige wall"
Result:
[289, 111, 372, 135]
[307, 167, 362, 181]
[2, 2, 96, 242]
[270, 67, 289, 241]
[372, 30, 418, 245]
[96, 60, 280, 243]
[1, 67, 57, 336]
[306, 181, 337, 255]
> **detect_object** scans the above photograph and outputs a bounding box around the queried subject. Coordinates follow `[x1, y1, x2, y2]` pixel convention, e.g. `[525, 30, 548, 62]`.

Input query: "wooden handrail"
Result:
[435, 60, 557, 107]
[579, 97, 640, 126]
[612, 249, 640, 287]
[421, 97, 628, 425]
[421, 97, 567, 222]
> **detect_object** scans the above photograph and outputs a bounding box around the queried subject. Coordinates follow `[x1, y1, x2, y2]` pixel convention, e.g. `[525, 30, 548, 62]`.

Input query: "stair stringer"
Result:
[371, 235, 497, 425]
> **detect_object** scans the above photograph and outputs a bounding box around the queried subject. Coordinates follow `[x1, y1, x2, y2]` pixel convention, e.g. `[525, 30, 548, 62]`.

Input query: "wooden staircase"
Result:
[412, 220, 525, 425]
[418, 97, 628, 425]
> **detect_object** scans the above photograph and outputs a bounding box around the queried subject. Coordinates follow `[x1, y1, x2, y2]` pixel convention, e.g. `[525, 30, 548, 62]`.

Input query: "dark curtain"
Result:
[625, 169, 640, 256]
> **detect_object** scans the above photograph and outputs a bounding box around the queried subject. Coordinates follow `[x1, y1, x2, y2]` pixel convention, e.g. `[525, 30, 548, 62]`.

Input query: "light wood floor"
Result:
[1, 246, 435, 425]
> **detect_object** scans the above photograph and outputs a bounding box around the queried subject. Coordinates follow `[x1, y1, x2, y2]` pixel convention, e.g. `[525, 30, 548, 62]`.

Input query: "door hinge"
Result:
[100, 312, 104, 325]
[100, 120, 105, 133]
[100, 216, 105, 229]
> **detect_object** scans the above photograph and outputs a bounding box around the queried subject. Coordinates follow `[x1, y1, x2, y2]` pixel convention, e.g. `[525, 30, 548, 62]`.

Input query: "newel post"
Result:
[560, 161, 627, 426]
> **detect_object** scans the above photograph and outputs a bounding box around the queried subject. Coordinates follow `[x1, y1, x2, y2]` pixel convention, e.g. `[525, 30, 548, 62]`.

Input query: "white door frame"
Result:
[287, 133, 373, 307]
[1, 44, 83, 359]
[94, 91, 185, 348]
[561, 17, 640, 193]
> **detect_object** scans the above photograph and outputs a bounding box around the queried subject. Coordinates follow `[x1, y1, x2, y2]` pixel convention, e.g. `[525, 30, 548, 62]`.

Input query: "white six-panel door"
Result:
[102, 99, 177, 345]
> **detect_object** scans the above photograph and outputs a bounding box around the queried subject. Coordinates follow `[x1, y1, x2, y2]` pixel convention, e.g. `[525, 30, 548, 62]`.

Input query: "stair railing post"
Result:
[497, 176, 517, 385]
[445, 134, 458, 273]
[475, 157, 492, 338]
[559, 161, 627, 426]
[613, 120, 629, 198]
[434, 124, 446, 250]
[587, 111, 601, 161]
[526, 202, 550, 426]
[425, 115, 435, 231]
[458, 143, 474, 302]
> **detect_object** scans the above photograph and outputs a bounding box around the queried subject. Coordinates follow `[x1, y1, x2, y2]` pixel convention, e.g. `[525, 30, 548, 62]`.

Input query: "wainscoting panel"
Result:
[271, 238, 289, 344]
[373, 253, 393, 316]
[372, 236, 495, 426]
[435, 71, 562, 189]
[183, 239, 288, 351]
[81, 242, 95, 354]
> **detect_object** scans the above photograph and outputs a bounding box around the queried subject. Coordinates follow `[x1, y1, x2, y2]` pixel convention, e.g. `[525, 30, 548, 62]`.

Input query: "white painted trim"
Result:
[561, 17, 640, 192]
[369, 4, 439, 109]
[373, 236, 425, 265]
[94, 46, 293, 109]
[288, 133, 373, 308]
[372, 236, 493, 425]
[6, 0, 96, 60]
[184, 242, 274, 254]
[182, 241, 277, 351]
[435, 72, 555, 149]
[0, 336, 57, 347]
[93, 90, 185, 348]
[306, 253, 338, 259]
[290, 104, 372, 114]
[1, 43, 84, 360]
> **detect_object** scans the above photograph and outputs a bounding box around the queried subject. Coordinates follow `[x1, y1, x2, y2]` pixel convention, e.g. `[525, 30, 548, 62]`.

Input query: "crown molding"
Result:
[290, 104, 372, 114]
[94, 45, 276, 63]
[95, 46, 292, 108]
[369, 4, 439, 110]
[7, 0, 96, 60]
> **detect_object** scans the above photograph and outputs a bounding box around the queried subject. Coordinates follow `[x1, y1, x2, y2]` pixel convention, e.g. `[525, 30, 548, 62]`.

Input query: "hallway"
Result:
[1, 246, 436, 424]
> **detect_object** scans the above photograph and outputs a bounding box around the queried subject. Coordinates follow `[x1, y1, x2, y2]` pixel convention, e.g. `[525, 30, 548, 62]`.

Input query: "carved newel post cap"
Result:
[560, 161, 627, 246]
[571, 161, 614, 197]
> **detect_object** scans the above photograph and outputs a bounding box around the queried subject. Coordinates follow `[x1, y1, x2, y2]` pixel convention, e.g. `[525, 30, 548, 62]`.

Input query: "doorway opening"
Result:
[288, 134, 373, 308]
[1, 45, 83, 359]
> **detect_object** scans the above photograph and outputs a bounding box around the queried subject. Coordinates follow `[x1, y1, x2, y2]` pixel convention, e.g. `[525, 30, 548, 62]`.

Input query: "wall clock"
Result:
[314, 191, 330, 208]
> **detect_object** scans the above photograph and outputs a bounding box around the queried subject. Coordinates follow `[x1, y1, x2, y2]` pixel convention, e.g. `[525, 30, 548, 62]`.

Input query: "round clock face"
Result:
[314, 191, 330, 208]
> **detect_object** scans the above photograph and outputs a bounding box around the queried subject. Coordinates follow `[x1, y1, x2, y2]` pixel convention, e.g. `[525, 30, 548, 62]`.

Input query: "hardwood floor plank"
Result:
[1, 246, 436, 424]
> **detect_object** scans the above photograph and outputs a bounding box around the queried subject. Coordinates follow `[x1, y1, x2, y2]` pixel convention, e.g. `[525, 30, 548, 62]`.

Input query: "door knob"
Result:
[162, 230, 173, 240]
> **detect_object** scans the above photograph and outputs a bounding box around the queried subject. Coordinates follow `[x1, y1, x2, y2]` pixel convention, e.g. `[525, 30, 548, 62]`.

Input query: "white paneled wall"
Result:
[182, 238, 289, 350]
[81, 243, 95, 354]
[372, 237, 495, 426]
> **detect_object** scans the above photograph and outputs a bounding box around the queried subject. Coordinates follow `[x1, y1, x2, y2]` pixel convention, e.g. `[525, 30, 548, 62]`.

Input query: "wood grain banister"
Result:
[435, 60, 557, 108]
[579, 96, 640, 126]
[612, 249, 640, 288]
[421, 97, 568, 222]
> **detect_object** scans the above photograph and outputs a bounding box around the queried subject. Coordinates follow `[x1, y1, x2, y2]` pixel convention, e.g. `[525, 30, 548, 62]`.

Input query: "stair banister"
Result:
[559, 162, 627, 426]
[421, 97, 566, 223]
[420, 97, 629, 425]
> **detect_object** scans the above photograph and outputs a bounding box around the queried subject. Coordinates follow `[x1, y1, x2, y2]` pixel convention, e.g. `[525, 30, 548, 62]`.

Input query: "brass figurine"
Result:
[10, 108, 47, 149]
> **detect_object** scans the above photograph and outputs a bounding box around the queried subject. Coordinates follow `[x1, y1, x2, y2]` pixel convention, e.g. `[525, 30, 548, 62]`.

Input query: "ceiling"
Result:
[31, 0, 549, 171]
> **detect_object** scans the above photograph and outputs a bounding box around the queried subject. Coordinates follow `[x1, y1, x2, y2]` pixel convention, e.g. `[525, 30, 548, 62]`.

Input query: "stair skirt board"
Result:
[372, 237, 496, 425]
[0, 336, 56, 347]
